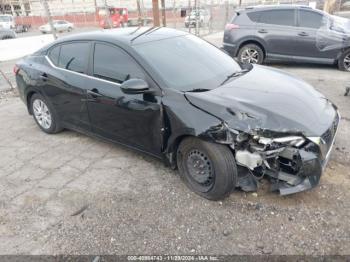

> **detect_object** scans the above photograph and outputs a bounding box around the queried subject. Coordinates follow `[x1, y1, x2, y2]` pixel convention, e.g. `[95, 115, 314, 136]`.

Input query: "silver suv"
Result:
[223, 5, 350, 71]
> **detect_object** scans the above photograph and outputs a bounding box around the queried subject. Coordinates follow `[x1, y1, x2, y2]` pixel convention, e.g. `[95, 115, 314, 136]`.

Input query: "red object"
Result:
[225, 23, 240, 31]
[97, 7, 129, 29]
[13, 65, 19, 75]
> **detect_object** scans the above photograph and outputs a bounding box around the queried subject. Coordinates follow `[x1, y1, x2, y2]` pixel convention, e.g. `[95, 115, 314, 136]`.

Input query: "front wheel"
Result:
[338, 49, 350, 71]
[177, 137, 237, 200]
[30, 94, 62, 134]
[237, 44, 264, 65]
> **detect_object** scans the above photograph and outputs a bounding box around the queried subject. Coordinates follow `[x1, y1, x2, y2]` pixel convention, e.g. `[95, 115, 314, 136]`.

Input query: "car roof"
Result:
[242, 4, 315, 12]
[49, 27, 188, 47]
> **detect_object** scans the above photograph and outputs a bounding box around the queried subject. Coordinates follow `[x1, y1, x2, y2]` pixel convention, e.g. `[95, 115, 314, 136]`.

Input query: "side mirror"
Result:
[120, 79, 150, 95]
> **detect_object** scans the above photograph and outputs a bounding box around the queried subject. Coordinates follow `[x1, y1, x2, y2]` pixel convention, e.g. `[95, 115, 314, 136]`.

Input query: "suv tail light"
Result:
[13, 65, 20, 75]
[225, 23, 240, 31]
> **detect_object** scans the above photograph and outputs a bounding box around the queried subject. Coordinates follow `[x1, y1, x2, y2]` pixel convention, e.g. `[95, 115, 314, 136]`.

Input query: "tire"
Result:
[67, 27, 72, 32]
[30, 94, 63, 134]
[338, 49, 350, 72]
[237, 43, 264, 65]
[177, 137, 237, 200]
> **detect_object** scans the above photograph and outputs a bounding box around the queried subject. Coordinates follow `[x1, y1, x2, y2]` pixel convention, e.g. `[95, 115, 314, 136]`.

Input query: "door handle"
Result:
[87, 89, 102, 98]
[258, 29, 268, 33]
[39, 73, 48, 81]
[298, 32, 308, 36]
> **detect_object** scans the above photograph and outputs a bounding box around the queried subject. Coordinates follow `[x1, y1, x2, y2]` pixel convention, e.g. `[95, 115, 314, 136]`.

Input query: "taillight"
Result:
[225, 23, 240, 31]
[13, 65, 19, 75]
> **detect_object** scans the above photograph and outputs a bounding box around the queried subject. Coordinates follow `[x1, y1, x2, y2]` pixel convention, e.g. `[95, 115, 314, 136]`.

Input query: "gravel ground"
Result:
[0, 35, 349, 255]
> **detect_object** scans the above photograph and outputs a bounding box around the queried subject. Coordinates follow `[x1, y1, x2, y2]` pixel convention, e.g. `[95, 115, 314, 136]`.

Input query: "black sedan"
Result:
[15, 27, 340, 200]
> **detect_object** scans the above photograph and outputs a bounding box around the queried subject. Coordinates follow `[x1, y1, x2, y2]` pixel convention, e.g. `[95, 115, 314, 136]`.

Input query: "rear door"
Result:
[295, 9, 338, 61]
[43, 42, 92, 131]
[257, 9, 298, 58]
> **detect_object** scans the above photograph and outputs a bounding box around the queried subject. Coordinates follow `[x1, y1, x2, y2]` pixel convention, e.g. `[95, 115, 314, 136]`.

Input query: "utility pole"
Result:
[195, 0, 199, 36]
[161, 0, 166, 26]
[152, 0, 160, 26]
[323, 0, 337, 14]
[93, 0, 98, 24]
[104, 0, 112, 28]
[136, 0, 142, 26]
[41, 0, 57, 39]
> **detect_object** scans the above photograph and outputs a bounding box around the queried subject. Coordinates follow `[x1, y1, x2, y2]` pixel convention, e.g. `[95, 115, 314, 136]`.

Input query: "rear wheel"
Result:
[30, 94, 62, 134]
[177, 137, 237, 200]
[67, 27, 72, 32]
[338, 49, 350, 71]
[237, 43, 264, 65]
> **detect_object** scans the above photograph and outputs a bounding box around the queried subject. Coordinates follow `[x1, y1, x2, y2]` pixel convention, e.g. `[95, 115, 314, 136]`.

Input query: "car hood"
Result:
[185, 65, 337, 137]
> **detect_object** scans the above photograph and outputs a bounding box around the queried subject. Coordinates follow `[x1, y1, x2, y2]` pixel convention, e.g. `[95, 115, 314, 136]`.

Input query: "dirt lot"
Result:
[0, 35, 349, 255]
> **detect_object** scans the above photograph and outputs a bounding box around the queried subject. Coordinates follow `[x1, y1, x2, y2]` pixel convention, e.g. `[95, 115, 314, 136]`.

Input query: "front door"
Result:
[85, 42, 162, 156]
[257, 8, 298, 58]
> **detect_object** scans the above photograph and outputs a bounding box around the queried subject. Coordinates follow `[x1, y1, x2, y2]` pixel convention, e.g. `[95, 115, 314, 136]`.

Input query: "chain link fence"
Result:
[0, 0, 349, 38]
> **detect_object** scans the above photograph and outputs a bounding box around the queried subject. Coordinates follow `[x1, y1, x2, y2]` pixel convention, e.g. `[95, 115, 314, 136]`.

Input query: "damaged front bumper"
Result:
[232, 111, 340, 196]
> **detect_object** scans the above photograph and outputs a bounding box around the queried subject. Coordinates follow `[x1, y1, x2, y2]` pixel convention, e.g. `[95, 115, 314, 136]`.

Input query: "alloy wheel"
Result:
[241, 48, 259, 64]
[32, 99, 52, 129]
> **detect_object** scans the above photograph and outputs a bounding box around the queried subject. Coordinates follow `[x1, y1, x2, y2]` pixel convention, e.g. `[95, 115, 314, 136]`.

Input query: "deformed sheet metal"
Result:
[316, 15, 350, 52]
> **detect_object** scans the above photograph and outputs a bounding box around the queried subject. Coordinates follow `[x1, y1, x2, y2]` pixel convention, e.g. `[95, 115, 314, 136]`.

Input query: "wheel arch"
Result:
[26, 90, 37, 115]
[237, 39, 266, 58]
[26, 89, 45, 115]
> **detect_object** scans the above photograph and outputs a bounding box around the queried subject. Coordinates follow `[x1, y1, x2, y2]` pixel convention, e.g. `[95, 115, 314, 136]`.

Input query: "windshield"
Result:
[134, 35, 241, 91]
[0, 16, 11, 22]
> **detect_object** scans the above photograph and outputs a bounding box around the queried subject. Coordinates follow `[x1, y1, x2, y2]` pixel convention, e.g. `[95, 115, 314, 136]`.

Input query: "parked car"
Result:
[0, 28, 16, 40]
[0, 14, 31, 33]
[185, 9, 211, 27]
[97, 7, 129, 28]
[223, 5, 350, 71]
[15, 24, 31, 33]
[15, 27, 339, 200]
[0, 14, 15, 30]
[39, 20, 74, 34]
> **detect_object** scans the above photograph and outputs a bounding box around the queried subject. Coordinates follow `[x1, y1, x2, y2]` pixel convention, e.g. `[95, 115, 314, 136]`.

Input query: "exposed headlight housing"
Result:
[258, 136, 306, 147]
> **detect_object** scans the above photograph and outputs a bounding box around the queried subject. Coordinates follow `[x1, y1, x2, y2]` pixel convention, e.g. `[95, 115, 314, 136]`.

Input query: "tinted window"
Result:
[260, 10, 295, 26]
[247, 12, 260, 22]
[299, 10, 323, 28]
[48, 45, 60, 66]
[135, 35, 241, 92]
[93, 43, 145, 84]
[58, 42, 90, 73]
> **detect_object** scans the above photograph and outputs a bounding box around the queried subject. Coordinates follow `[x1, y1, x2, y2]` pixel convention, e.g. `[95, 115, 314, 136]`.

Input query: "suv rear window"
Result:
[247, 12, 260, 22]
[299, 10, 324, 28]
[259, 9, 295, 26]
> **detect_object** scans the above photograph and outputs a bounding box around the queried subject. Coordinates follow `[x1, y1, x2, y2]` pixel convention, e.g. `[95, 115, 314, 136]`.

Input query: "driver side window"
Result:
[93, 43, 145, 84]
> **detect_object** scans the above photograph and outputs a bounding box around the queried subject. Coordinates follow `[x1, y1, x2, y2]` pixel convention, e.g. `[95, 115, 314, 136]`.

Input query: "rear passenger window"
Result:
[58, 42, 90, 73]
[247, 12, 260, 22]
[299, 10, 323, 29]
[48, 45, 60, 66]
[93, 43, 145, 84]
[259, 10, 295, 26]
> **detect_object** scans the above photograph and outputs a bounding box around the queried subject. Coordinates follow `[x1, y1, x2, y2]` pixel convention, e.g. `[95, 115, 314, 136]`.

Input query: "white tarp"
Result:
[0, 34, 54, 62]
